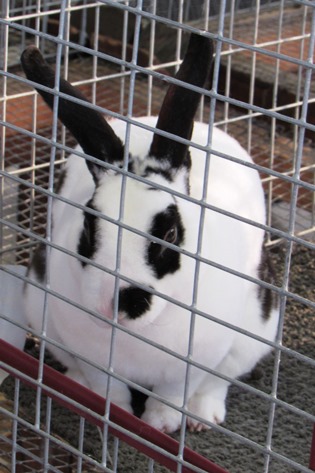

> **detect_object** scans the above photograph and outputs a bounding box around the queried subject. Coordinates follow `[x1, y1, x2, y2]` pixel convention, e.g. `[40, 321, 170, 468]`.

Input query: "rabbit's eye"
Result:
[147, 204, 185, 279]
[164, 226, 178, 245]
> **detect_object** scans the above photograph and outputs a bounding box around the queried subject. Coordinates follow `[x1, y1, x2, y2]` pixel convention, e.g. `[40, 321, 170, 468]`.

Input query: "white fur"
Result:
[25, 117, 279, 432]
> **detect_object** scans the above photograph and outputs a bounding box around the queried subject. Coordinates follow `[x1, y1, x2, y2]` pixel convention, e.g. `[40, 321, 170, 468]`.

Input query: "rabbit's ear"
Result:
[21, 46, 123, 183]
[149, 34, 213, 175]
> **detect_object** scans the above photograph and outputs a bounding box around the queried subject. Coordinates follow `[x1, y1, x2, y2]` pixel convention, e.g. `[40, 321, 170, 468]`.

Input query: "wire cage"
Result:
[0, 1, 314, 472]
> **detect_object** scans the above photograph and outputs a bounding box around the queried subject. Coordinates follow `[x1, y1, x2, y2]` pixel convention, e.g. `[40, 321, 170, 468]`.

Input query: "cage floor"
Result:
[0, 391, 103, 473]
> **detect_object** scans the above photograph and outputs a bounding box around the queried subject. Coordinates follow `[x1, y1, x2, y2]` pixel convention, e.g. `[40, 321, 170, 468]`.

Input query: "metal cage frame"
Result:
[1, 1, 315, 472]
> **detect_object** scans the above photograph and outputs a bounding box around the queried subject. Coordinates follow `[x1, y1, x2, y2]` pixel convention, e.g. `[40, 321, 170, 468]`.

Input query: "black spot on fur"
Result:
[77, 200, 98, 267]
[55, 167, 67, 194]
[113, 153, 134, 175]
[143, 165, 173, 183]
[129, 387, 148, 417]
[30, 242, 46, 282]
[258, 249, 279, 320]
[147, 204, 185, 279]
[143, 152, 191, 193]
[118, 286, 152, 319]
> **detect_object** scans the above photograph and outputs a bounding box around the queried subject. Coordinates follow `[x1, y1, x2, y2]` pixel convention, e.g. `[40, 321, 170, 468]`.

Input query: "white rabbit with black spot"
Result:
[22, 34, 279, 434]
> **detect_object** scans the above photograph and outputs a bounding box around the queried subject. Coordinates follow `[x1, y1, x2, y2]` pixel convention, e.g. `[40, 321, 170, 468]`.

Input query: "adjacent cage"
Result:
[0, 1, 314, 473]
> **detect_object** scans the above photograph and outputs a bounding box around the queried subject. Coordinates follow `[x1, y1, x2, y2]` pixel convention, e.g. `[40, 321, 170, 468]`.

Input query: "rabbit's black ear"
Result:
[21, 46, 123, 183]
[149, 33, 214, 175]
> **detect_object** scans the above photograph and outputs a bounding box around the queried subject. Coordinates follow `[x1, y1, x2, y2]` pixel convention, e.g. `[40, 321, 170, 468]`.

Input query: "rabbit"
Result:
[21, 33, 279, 434]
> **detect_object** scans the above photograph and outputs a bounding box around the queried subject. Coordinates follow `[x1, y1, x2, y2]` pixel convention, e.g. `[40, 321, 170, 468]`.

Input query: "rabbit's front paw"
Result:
[187, 393, 226, 432]
[142, 398, 183, 433]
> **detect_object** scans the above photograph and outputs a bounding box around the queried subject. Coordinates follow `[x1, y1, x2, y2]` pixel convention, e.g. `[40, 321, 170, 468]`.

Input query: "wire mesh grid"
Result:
[0, 1, 314, 472]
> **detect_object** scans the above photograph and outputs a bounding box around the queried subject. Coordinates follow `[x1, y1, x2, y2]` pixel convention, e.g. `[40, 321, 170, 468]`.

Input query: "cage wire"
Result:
[0, 0, 314, 472]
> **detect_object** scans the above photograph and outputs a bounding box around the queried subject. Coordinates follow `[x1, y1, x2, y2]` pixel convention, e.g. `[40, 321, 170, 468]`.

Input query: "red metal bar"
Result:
[310, 424, 315, 471]
[0, 339, 228, 473]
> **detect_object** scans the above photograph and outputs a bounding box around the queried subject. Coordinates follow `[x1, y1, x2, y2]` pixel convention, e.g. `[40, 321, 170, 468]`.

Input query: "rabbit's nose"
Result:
[118, 286, 153, 320]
